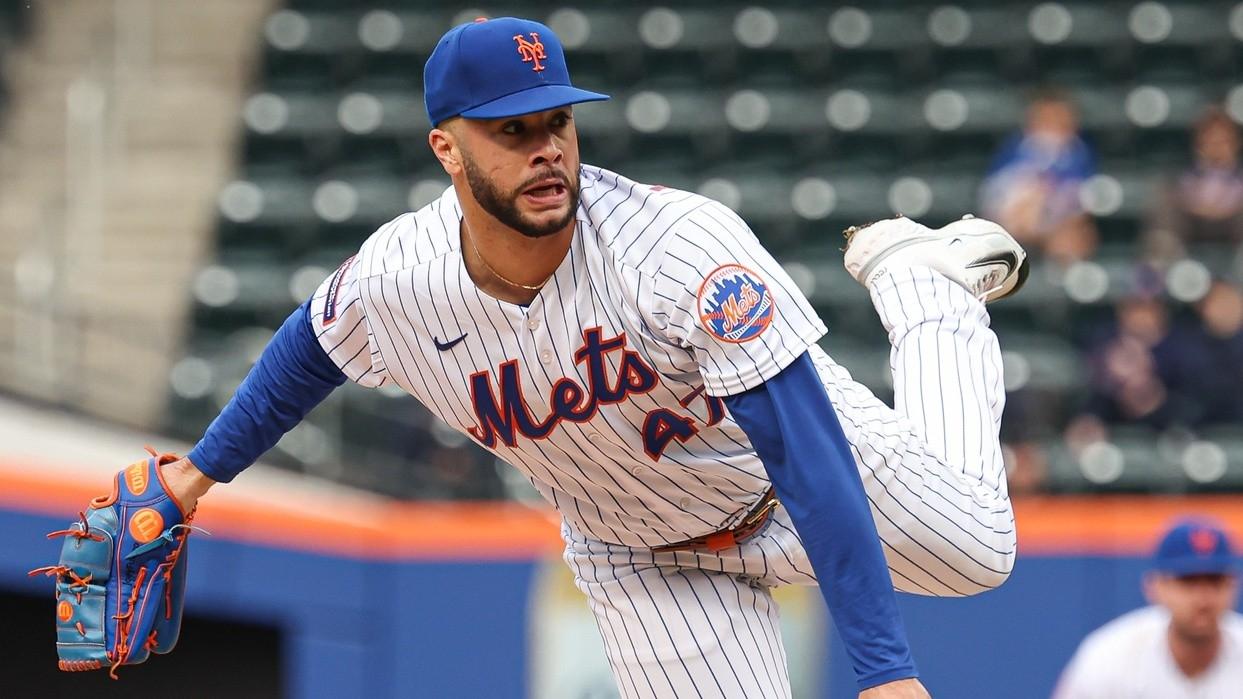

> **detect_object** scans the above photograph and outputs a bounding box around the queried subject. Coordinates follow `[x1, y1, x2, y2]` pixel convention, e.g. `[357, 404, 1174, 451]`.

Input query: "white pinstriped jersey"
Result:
[560, 264, 1020, 699]
[1055, 607, 1243, 699]
[311, 165, 827, 548]
[307, 166, 1021, 699]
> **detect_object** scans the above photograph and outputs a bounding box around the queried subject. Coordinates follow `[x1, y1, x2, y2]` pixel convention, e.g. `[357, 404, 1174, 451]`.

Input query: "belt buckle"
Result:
[653, 492, 779, 554]
[742, 494, 779, 528]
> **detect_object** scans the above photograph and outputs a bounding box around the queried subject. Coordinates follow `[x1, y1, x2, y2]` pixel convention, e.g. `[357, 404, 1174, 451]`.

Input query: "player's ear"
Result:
[1141, 572, 1163, 606]
[428, 120, 463, 175]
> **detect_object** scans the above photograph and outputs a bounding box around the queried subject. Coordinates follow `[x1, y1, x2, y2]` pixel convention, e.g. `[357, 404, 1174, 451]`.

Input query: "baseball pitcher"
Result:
[36, 17, 1027, 698]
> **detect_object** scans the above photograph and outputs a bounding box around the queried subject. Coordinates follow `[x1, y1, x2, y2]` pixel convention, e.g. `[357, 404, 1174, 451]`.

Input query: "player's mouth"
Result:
[521, 178, 569, 208]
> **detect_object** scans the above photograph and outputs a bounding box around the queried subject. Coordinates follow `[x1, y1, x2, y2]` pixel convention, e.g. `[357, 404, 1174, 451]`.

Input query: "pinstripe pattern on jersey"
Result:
[308, 163, 1018, 695]
[310, 165, 1015, 563]
[636, 201, 827, 397]
[566, 265, 1015, 698]
[310, 166, 824, 547]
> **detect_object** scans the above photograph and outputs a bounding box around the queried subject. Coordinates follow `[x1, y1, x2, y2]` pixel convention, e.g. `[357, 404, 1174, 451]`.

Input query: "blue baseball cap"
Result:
[423, 16, 610, 126]
[1152, 519, 1237, 577]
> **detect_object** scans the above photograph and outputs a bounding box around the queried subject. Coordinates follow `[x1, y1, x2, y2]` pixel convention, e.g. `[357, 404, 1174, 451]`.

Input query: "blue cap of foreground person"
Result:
[1152, 519, 1237, 577]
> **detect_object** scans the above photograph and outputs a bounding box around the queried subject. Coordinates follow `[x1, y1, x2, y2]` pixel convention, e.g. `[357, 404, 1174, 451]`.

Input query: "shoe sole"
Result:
[986, 256, 1030, 302]
[966, 248, 1024, 301]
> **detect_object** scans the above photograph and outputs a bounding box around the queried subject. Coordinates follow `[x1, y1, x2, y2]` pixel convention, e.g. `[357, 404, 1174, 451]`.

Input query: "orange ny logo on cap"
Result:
[513, 32, 546, 72]
[1190, 528, 1218, 555]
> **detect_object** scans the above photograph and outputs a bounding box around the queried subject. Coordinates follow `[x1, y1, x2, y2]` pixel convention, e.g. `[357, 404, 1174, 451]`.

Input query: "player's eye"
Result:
[501, 120, 524, 135]
[550, 112, 571, 129]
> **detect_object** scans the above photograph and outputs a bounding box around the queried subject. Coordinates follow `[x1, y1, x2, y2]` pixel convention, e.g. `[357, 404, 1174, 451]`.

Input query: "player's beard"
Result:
[462, 156, 579, 239]
[1170, 611, 1222, 645]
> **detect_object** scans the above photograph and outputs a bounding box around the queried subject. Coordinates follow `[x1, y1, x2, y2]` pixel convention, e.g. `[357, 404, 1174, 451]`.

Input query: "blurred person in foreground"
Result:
[1145, 107, 1243, 263]
[1053, 520, 1242, 698]
[980, 89, 1099, 265]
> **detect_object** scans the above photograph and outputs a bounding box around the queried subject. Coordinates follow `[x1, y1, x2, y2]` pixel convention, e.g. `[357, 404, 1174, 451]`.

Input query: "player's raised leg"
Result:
[814, 215, 1026, 596]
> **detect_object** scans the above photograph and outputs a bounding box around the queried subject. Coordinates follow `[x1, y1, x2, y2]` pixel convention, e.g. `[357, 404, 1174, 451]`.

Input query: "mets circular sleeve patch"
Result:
[696, 264, 775, 343]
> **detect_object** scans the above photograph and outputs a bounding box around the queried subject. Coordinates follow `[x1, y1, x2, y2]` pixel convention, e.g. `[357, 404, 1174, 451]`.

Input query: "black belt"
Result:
[652, 488, 779, 553]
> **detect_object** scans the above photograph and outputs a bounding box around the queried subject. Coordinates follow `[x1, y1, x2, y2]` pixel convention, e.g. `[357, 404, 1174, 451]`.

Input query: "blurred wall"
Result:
[3, 586, 283, 698]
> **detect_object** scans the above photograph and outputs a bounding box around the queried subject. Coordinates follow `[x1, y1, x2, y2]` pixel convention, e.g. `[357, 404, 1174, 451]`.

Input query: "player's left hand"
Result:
[859, 678, 932, 699]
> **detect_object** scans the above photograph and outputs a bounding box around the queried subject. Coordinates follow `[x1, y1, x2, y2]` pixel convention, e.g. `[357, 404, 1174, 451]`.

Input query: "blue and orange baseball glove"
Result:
[29, 448, 198, 678]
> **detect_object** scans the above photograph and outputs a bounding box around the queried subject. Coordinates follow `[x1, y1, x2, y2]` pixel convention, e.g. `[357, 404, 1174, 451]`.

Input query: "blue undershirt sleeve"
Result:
[722, 351, 917, 691]
[186, 299, 348, 483]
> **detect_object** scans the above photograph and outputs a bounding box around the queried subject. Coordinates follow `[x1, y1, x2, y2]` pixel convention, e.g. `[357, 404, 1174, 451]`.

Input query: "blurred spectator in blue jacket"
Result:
[1182, 281, 1243, 425]
[1146, 107, 1243, 263]
[1068, 280, 1243, 444]
[1067, 292, 1200, 440]
[981, 89, 1099, 265]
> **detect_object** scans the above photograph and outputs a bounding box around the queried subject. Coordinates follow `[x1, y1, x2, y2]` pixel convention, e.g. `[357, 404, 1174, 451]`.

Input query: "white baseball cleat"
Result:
[842, 214, 1029, 303]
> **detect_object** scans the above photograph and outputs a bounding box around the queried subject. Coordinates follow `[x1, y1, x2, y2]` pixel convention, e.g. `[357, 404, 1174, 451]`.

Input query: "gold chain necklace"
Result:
[464, 223, 555, 291]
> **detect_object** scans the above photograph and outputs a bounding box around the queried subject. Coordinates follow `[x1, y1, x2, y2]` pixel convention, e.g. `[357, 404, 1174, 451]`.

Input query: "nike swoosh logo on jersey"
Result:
[433, 333, 469, 351]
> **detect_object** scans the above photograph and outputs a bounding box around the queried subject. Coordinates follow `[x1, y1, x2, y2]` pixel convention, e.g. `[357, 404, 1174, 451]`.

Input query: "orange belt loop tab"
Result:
[705, 531, 737, 551]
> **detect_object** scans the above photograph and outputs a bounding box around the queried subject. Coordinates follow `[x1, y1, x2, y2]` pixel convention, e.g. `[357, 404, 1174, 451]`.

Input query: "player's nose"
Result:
[528, 129, 564, 167]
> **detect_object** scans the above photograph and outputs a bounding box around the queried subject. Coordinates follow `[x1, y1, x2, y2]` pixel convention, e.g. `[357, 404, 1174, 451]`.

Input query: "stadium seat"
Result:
[171, 1, 1243, 495]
